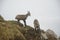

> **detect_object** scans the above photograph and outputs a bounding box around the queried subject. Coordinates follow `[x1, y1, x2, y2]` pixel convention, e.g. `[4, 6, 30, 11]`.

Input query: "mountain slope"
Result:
[0, 20, 26, 40]
[0, 15, 58, 40]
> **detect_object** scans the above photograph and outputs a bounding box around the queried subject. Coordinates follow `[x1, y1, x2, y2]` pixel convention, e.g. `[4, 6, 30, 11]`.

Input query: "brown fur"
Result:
[15, 11, 31, 27]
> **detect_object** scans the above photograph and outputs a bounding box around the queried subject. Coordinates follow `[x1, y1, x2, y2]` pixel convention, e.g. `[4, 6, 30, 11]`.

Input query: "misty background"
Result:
[0, 0, 60, 36]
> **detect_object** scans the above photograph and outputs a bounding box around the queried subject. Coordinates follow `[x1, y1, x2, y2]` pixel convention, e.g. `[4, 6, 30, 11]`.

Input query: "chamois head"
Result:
[27, 11, 31, 16]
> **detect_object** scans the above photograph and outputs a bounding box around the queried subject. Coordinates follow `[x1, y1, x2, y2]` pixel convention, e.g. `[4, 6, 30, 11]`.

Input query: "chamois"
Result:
[34, 19, 41, 40]
[15, 11, 31, 27]
[34, 19, 40, 31]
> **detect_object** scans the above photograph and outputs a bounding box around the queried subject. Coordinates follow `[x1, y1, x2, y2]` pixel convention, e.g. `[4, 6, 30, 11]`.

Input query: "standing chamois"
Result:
[15, 11, 31, 27]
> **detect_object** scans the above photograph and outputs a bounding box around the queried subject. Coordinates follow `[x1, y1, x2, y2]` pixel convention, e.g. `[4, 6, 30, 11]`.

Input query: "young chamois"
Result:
[34, 19, 41, 40]
[34, 19, 40, 30]
[34, 19, 40, 33]
[15, 11, 31, 27]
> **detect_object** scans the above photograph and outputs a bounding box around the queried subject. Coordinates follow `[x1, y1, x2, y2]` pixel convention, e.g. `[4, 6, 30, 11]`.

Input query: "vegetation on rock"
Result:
[0, 15, 59, 40]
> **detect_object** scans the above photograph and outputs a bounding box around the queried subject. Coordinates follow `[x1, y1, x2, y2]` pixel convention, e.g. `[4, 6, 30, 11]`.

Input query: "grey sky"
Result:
[0, 0, 60, 36]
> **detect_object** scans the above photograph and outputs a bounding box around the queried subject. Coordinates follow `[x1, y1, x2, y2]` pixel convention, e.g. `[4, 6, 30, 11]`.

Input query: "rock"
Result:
[46, 29, 57, 40]
[0, 15, 4, 22]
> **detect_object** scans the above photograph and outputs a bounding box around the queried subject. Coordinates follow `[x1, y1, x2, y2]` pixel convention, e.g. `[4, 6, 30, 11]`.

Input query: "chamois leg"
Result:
[18, 20, 20, 26]
[24, 20, 26, 27]
[18, 19, 20, 22]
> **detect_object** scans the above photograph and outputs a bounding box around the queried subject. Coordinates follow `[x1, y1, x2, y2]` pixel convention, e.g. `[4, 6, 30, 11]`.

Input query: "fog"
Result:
[0, 0, 60, 36]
